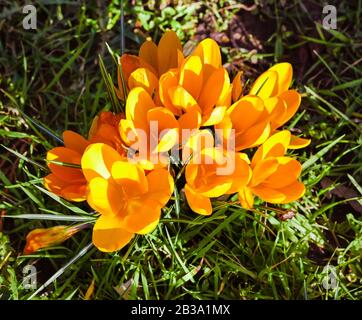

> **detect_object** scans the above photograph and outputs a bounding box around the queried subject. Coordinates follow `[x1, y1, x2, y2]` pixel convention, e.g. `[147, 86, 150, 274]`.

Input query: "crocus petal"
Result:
[183, 129, 214, 158]
[252, 180, 305, 204]
[61, 184, 87, 202]
[276, 181, 305, 203]
[119, 54, 142, 81]
[44, 174, 86, 202]
[216, 69, 231, 107]
[250, 158, 279, 187]
[235, 121, 270, 151]
[238, 187, 254, 209]
[47, 147, 84, 182]
[198, 68, 225, 113]
[264, 97, 287, 130]
[144, 168, 174, 206]
[278, 90, 301, 125]
[128, 68, 158, 97]
[119, 119, 138, 146]
[147, 107, 179, 152]
[232, 71, 243, 102]
[191, 38, 221, 69]
[89, 124, 123, 154]
[123, 199, 162, 234]
[185, 184, 212, 215]
[87, 177, 123, 216]
[262, 157, 302, 189]
[81, 143, 122, 181]
[157, 30, 183, 75]
[251, 186, 286, 203]
[159, 71, 181, 115]
[156, 129, 179, 153]
[228, 96, 265, 133]
[137, 220, 160, 235]
[179, 56, 203, 100]
[288, 134, 311, 149]
[249, 70, 278, 99]
[139, 40, 158, 72]
[178, 108, 201, 135]
[111, 160, 148, 196]
[251, 130, 291, 166]
[202, 106, 226, 126]
[168, 85, 199, 112]
[126, 87, 155, 130]
[92, 215, 134, 252]
[63, 130, 89, 154]
[269, 62, 293, 94]
[226, 154, 252, 194]
[198, 181, 232, 198]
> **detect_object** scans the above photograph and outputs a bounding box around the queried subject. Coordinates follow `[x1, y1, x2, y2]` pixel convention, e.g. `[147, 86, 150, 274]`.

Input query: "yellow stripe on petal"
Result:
[288, 134, 311, 149]
[198, 181, 232, 198]
[169, 85, 199, 112]
[81, 143, 122, 181]
[191, 38, 221, 69]
[159, 71, 181, 115]
[216, 69, 231, 107]
[269, 62, 293, 94]
[250, 158, 279, 187]
[87, 177, 123, 216]
[156, 129, 179, 153]
[238, 187, 254, 209]
[128, 68, 158, 97]
[202, 106, 226, 126]
[251, 130, 291, 166]
[249, 70, 278, 99]
[126, 87, 155, 130]
[111, 160, 148, 195]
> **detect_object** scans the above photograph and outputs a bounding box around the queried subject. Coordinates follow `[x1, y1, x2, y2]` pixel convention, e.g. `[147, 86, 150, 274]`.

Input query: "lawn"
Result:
[0, 0, 361, 300]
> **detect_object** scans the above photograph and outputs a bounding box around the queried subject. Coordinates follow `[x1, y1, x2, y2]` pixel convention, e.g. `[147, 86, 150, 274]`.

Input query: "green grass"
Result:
[0, 0, 361, 300]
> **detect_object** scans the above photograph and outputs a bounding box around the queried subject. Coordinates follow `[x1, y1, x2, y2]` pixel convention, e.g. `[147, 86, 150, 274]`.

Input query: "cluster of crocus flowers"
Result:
[25, 30, 309, 254]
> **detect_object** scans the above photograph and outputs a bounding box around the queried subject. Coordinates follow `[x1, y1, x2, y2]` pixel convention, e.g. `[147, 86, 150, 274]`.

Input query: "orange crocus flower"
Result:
[119, 87, 180, 169]
[81, 143, 174, 252]
[215, 95, 271, 151]
[44, 112, 126, 201]
[24, 225, 82, 254]
[159, 38, 231, 127]
[249, 63, 310, 149]
[184, 131, 251, 215]
[44, 130, 89, 201]
[116, 30, 184, 100]
[238, 130, 306, 209]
